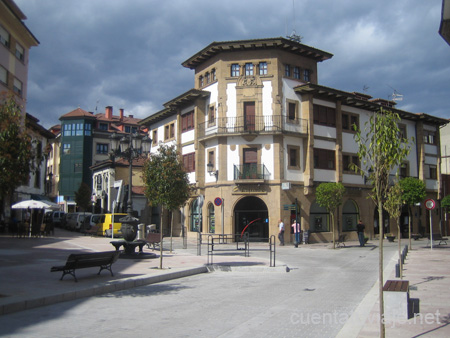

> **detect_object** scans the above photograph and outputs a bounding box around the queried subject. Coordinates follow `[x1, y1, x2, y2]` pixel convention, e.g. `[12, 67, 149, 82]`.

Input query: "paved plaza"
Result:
[0, 229, 449, 337]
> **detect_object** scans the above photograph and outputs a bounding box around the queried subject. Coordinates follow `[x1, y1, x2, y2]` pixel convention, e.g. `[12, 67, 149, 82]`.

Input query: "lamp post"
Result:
[110, 132, 151, 242]
[207, 161, 218, 181]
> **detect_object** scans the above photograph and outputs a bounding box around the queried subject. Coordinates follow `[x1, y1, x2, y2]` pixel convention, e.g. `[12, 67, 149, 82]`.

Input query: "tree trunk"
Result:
[408, 206, 412, 250]
[332, 212, 336, 249]
[397, 219, 402, 279]
[159, 211, 164, 269]
[170, 211, 173, 253]
[378, 200, 386, 337]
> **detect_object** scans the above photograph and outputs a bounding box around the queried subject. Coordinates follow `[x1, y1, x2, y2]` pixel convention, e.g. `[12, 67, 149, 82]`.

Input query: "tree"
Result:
[0, 94, 34, 208]
[74, 182, 92, 212]
[399, 177, 426, 249]
[352, 108, 411, 337]
[315, 182, 345, 249]
[442, 194, 450, 210]
[385, 183, 404, 278]
[142, 144, 191, 269]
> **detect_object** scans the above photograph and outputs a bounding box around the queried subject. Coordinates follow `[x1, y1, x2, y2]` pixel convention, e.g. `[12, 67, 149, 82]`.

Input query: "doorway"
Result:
[234, 196, 269, 241]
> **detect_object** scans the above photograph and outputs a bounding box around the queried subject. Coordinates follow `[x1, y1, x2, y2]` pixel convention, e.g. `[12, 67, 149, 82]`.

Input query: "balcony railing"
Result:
[198, 115, 307, 139]
[234, 164, 270, 181]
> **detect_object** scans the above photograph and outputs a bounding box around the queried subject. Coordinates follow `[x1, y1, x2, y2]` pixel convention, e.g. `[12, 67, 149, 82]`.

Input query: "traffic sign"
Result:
[214, 197, 223, 207]
[425, 199, 435, 210]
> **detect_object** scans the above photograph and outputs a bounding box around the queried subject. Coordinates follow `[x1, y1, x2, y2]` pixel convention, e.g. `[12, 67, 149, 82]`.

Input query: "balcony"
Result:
[234, 164, 270, 183]
[198, 115, 307, 140]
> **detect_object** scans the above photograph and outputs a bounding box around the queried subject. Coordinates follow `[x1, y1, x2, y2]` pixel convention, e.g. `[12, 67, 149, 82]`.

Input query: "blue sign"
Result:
[214, 197, 223, 206]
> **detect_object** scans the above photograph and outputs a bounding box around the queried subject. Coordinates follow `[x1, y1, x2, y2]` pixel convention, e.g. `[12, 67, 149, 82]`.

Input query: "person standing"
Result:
[278, 219, 285, 246]
[357, 219, 366, 247]
[291, 219, 301, 247]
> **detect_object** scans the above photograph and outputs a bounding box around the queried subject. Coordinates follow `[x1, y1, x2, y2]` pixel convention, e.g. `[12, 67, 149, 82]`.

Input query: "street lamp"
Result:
[207, 161, 218, 181]
[110, 132, 152, 216]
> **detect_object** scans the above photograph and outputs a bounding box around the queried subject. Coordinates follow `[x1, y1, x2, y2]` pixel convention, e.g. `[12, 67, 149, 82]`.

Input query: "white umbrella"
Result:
[11, 200, 52, 209]
[11, 200, 52, 237]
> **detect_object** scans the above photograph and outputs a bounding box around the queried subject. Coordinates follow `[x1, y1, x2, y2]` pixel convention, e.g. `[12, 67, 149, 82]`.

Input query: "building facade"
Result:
[140, 37, 448, 243]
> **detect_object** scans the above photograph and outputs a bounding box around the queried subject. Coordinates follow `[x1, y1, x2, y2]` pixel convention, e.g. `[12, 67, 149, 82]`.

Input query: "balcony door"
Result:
[244, 102, 255, 131]
[243, 148, 258, 179]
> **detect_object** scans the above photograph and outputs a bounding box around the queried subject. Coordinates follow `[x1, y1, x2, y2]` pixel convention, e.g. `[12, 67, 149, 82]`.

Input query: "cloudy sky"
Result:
[15, 0, 450, 129]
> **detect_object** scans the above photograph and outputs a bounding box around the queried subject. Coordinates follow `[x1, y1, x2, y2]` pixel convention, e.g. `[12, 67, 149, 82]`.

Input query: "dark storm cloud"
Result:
[15, 0, 450, 128]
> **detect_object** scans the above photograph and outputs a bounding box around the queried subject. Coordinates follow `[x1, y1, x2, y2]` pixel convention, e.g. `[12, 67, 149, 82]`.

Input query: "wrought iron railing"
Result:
[234, 164, 270, 180]
[198, 115, 307, 139]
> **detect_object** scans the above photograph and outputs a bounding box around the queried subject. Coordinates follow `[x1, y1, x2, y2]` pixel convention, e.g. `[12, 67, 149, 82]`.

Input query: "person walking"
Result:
[278, 219, 285, 246]
[357, 219, 366, 247]
[291, 219, 301, 247]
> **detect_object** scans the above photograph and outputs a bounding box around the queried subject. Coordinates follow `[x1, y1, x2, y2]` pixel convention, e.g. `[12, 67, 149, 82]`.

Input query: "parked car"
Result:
[80, 214, 102, 233]
[96, 213, 127, 237]
[66, 212, 92, 231]
[45, 211, 65, 228]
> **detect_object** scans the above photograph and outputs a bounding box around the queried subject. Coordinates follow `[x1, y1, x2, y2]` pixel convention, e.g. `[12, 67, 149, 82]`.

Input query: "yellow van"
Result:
[96, 213, 128, 237]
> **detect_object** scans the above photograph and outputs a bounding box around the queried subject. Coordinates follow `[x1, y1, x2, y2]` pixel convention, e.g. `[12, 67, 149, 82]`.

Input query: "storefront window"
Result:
[190, 199, 200, 232]
[342, 200, 359, 232]
[208, 203, 215, 233]
[309, 202, 329, 232]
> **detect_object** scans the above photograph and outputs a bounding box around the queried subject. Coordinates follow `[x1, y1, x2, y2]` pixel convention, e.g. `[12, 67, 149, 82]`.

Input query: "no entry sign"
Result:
[425, 199, 435, 210]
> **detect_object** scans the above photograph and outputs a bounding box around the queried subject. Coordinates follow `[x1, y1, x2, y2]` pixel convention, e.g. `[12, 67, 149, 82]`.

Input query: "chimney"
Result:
[129, 115, 134, 119]
[105, 106, 113, 120]
[120, 108, 124, 121]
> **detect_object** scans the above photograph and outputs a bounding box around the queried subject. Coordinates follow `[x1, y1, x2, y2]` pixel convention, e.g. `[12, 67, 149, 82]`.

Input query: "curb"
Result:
[0, 266, 208, 316]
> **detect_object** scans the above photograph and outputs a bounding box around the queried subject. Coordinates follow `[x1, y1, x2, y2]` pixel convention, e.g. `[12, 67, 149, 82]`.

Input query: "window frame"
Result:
[182, 110, 195, 132]
[164, 122, 175, 141]
[342, 153, 360, 173]
[231, 64, 240, 77]
[314, 148, 335, 170]
[183, 152, 196, 173]
[96, 143, 109, 154]
[284, 64, 291, 77]
[152, 129, 158, 145]
[293, 66, 301, 79]
[313, 104, 336, 127]
[208, 105, 216, 127]
[342, 112, 359, 132]
[303, 69, 311, 82]
[245, 63, 254, 76]
[259, 62, 268, 75]
[287, 145, 300, 170]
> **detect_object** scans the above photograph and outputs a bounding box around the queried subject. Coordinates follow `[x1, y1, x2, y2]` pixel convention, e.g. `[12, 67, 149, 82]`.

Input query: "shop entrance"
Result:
[234, 196, 269, 242]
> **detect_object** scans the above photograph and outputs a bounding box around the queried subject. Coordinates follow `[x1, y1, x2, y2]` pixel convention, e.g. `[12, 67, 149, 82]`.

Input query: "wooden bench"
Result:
[50, 251, 120, 282]
[427, 233, 448, 246]
[84, 225, 100, 236]
[145, 232, 162, 250]
[336, 234, 346, 248]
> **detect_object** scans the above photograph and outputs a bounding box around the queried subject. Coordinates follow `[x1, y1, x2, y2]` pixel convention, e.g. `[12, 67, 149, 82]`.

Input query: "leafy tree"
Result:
[399, 177, 426, 249]
[142, 144, 191, 269]
[0, 93, 34, 209]
[385, 183, 404, 278]
[442, 194, 450, 210]
[352, 108, 411, 337]
[315, 182, 345, 249]
[74, 182, 92, 212]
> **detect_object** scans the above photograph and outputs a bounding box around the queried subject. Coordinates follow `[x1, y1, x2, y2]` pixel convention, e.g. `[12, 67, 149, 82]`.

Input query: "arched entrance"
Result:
[234, 196, 269, 242]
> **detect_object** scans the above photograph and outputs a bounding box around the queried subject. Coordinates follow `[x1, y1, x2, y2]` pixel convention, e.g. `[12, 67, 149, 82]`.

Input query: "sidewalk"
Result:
[0, 228, 271, 316]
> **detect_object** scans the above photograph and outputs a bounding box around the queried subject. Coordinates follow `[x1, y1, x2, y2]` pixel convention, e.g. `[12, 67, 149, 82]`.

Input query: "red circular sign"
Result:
[214, 197, 222, 206]
[425, 199, 435, 210]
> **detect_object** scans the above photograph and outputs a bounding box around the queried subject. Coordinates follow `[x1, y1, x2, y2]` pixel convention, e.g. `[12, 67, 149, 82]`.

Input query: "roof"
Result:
[182, 37, 333, 69]
[295, 83, 449, 125]
[139, 88, 210, 126]
[59, 108, 96, 120]
[25, 113, 55, 139]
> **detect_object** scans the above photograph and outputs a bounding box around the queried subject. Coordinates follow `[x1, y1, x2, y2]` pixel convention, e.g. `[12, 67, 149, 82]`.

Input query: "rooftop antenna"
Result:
[363, 85, 369, 93]
[95, 100, 99, 113]
[388, 85, 403, 102]
[287, 0, 303, 43]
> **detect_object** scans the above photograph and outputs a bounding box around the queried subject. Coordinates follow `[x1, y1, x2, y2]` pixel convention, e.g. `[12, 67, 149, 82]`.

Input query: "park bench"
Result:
[84, 225, 100, 236]
[50, 251, 120, 282]
[145, 232, 162, 250]
[336, 234, 346, 248]
[427, 233, 448, 246]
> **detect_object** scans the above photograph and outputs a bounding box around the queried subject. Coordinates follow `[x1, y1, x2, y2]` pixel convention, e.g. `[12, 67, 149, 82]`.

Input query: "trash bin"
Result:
[137, 223, 145, 240]
[302, 231, 309, 244]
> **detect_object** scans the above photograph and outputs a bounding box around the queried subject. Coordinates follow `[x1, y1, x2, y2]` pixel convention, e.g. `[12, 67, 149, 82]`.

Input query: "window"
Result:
[164, 122, 175, 140]
[425, 164, 437, 179]
[398, 124, 407, 139]
[15, 43, 24, 61]
[13, 78, 22, 96]
[287, 145, 300, 170]
[0, 65, 7, 85]
[423, 131, 436, 145]
[190, 199, 201, 232]
[205, 72, 210, 84]
[245, 63, 254, 76]
[63, 124, 73, 136]
[313, 104, 336, 127]
[208, 150, 215, 168]
[125, 126, 131, 133]
[62, 144, 71, 155]
[85, 123, 91, 136]
[211, 69, 216, 81]
[34, 169, 41, 189]
[342, 200, 359, 232]
[74, 163, 82, 173]
[314, 148, 335, 170]
[152, 129, 157, 145]
[208, 105, 216, 127]
[288, 101, 297, 121]
[400, 162, 409, 178]
[285, 64, 291, 77]
[310, 202, 329, 232]
[293, 66, 301, 79]
[0, 25, 9, 47]
[303, 69, 311, 82]
[342, 112, 359, 132]
[259, 62, 268, 75]
[183, 152, 195, 172]
[208, 203, 215, 233]
[199, 76, 204, 87]
[99, 123, 108, 131]
[75, 123, 83, 136]
[231, 64, 240, 77]
[343, 154, 360, 172]
[182, 111, 194, 132]
[96, 143, 109, 154]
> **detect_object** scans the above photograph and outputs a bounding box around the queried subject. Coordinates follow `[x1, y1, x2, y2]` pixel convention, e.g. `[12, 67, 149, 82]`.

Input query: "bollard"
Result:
[395, 262, 400, 277]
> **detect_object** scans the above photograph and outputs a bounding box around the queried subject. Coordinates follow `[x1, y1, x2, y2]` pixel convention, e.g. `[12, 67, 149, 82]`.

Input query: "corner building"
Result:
[140, 37, 447, 243]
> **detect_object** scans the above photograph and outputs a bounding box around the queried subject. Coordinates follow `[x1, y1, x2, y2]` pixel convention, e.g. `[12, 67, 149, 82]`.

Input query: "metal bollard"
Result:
[395, 262, 400, 277]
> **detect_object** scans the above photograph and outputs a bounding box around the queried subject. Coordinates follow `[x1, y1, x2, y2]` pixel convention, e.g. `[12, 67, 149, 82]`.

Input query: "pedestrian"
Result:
[357, 219, 365, 247]
[278, 219, 285, 246]
[291, 219, 301, 247]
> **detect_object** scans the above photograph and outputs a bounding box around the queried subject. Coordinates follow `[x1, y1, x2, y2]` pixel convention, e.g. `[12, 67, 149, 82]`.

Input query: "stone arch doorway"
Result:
[234, 196, 269, 242]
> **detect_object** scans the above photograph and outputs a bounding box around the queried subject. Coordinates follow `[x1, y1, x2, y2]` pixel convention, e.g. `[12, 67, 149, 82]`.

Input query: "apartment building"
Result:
[143, 37, 448, 243]
[55, 106, 144, 211]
